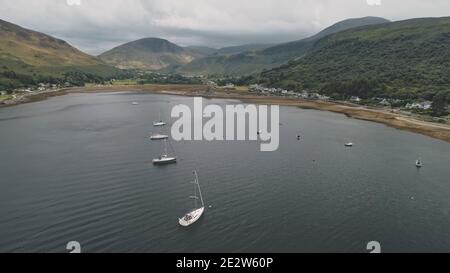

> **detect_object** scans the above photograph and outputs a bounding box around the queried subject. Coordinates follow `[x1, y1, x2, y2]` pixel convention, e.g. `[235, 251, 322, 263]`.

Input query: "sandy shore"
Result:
[2, 84, 450, 143]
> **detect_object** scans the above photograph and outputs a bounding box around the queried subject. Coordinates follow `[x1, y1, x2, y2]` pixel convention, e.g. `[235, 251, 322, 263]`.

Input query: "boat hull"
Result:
[153, 158, 177, 165]
[150, 135, 169, 140]
[179, 207, 204, 227]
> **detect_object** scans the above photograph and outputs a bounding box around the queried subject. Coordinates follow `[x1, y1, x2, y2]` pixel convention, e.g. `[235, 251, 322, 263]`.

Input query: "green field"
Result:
[112, 79, 139, 85]
[0, 94, 12, 101]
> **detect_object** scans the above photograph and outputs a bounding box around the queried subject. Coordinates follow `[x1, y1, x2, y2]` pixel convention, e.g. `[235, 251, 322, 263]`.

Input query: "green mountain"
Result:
[186, 45, 218, 56]
[0, 19, 118, 89]
[184, 44, 274, 57]
[261, 16, 390, 60]
[215, 44, 274, 56]
[178, 17, 390, 76]
[258, 17, 450, 101]
[99, 38, 207, 70]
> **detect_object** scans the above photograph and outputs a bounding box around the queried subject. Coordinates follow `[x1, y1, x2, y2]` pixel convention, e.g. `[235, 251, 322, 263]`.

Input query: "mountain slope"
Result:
[186, 45, 218, 56]
[178, 17, 389, 76]
[0, 19, 118, 89]
[261, 16, 390, 59]
[99, 38, 204, 70]
[215, 44, 274, 56]
[259, 17, 450, 99]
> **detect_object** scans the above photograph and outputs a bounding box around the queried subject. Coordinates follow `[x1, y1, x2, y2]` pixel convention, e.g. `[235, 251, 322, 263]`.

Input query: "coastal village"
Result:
[1, 80, 449, 125]
[248, 84, 432, 110]
[245, 83, 449, 123]
[0, 83, 68, 106]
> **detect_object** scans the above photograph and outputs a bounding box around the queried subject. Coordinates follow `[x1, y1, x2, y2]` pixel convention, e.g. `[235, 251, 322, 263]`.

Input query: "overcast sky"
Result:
[1, 0, 450, 55]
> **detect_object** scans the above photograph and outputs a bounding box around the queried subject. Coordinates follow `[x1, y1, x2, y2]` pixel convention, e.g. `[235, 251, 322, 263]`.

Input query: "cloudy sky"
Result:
[1, 0, 450, 55]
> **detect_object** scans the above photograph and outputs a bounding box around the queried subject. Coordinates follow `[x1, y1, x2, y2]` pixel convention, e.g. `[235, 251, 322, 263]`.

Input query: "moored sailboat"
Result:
[416, 158, 423, 168]
[153, 110, 166, 126]
[179, 171, 205, 227]
[153, 139, 177, 165]
[149, 133, 169, 140]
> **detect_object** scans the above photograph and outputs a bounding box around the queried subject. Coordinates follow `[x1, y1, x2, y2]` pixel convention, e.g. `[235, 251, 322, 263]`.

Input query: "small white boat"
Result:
[153, 140, 176, 165]
[345, 143, 354, 147]
[152, 154, 177, 165]
[179, 171, 205, 227]
[416, 159, 423, 168]
[132, 102, 139, 105]
[150, 134, 169, 140]
[153, 121, 166, 127]
[153, 111, 166, 126]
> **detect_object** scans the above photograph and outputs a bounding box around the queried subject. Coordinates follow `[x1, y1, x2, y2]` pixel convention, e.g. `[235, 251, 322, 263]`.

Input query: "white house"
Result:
[350, 96, 362, 102]
[380, 99, 391, 106]
[422, 101, 433, 110]
[317, 94, 330, 100]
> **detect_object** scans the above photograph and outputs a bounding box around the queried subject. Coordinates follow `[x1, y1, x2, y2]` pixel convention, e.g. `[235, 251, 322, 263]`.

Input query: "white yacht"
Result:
[149, 134, 169, 140]
[345, 142, 354, 147]
[179, 171, 205, 227]
[153, 121, 166, 127]
[152, 154, 177, 165]
[416, 159, 423, 168]
[153, 140, 176, 165]
[153, 111, 166, 126]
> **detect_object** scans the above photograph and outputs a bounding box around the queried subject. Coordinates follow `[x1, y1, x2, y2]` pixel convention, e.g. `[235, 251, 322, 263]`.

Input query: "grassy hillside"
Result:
[214, 44, 274, 56]
[178, 17, 389, 76]
[259, 17, 450, 102]
[0, 19, 119, 90]
[186, 46, 218, 56]
[99, 38, 205, 70]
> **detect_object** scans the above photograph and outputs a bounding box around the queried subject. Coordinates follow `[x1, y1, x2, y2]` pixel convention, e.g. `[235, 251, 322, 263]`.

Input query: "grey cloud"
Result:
[1, 0, 450, 55]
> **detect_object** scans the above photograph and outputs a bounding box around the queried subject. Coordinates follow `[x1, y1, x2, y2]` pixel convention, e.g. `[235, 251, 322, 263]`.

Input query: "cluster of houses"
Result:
[350, 96, 403, 106]
[205, 80, 218, 88]
[7, 83, 66, 95]
[249, 84, 330, 100]
[335, 95, 436, 110]
[405, 101, 433, 110]
[249, 85, 447, 114]
[223, 83, 236, 90]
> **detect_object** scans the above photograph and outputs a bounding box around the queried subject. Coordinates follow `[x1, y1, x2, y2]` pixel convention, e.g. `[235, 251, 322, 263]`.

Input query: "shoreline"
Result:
[2, 84, 450, 143]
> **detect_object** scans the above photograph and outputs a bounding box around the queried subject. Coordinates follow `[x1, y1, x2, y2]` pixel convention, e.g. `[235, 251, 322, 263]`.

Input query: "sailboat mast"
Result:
[193, 178, 198, 209]
[193, 171, 205, 207]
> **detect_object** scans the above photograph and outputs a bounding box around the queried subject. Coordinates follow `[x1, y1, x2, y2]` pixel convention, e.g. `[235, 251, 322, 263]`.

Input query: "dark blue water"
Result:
[0, 92, 449, 253]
